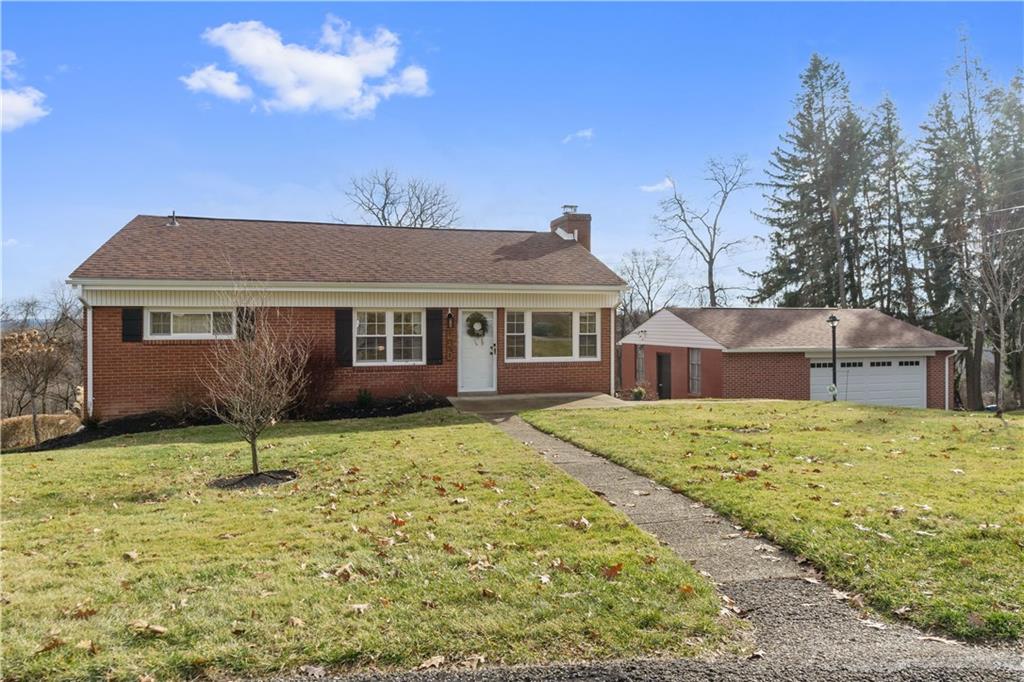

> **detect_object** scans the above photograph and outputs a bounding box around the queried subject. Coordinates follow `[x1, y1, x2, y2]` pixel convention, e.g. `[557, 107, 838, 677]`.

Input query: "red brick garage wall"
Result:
[495, 308, 612, 394]
[88, 306, 459, 420]
[618, 343, 723, 399]
[722, 352, 810, 400]
[926, 351, 954, 409]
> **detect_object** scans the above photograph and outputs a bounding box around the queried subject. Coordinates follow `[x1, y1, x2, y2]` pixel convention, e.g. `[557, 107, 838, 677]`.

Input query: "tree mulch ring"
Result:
[208, 470, 299, 490]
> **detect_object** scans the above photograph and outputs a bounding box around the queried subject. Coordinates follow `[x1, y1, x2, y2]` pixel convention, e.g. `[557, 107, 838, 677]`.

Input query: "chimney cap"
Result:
[561, 204, 578, 215]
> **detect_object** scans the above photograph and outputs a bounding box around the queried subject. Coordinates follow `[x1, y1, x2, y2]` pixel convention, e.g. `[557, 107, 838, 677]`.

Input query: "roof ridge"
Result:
[136, 214, 543, 235]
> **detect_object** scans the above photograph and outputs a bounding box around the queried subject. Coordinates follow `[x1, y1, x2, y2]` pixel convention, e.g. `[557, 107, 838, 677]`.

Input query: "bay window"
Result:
[504, 310, 600, 362]
[355, 310, 425, 365]
[145, 309, 235, 340]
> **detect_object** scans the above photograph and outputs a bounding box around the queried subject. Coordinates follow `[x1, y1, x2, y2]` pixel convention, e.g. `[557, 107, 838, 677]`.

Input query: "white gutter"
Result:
[66, 277, 627, 295]
[725, 346, 968, 354]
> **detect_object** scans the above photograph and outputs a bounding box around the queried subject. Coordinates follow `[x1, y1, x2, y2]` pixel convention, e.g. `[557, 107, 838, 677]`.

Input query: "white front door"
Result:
[810, 357, 927, 408]
[458, 310, 497, 392]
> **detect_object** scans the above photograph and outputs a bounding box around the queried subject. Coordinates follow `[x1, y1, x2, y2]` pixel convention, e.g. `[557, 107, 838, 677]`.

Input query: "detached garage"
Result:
[619, 308, 964, 410]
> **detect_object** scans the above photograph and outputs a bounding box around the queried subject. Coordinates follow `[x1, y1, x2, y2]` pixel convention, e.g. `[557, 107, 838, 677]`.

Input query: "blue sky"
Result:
[3, 2, 1022, 302]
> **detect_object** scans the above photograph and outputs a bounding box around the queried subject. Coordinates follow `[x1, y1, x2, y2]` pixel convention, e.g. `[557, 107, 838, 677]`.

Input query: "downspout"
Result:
[75, 286, 94, 418]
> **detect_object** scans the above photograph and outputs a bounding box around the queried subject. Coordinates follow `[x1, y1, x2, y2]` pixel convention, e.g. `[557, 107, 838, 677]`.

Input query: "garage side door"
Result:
[810, 358, 926, 408]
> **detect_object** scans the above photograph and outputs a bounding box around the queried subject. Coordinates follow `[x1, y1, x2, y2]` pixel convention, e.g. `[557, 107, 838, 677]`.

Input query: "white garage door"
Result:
[810, 358, 926, 408]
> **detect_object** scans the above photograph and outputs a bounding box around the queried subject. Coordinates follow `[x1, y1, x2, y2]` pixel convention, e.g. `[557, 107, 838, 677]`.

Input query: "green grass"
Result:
[523, 401, 1024, 641]
[1, 409, 736, 681]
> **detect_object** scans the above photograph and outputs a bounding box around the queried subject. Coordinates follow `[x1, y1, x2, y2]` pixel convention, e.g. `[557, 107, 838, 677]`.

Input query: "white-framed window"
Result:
[354, 310, 425, 365]
[144, 309, 236, 340]
[688, 348, 701, 394]
[504, 310, 601, 362]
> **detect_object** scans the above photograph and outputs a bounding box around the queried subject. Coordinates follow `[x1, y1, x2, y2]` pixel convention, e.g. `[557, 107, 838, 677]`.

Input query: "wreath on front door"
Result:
[465, 312, 489, 339]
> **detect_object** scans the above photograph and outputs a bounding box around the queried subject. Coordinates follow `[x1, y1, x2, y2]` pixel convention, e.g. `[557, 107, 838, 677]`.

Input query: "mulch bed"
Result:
[208, 469, 299, 489]
[20, 395, 451, 453]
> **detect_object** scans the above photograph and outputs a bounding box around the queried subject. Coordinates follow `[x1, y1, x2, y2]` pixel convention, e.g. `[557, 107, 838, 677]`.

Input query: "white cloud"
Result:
[2, 50, 18, 80]
[3, 238, 18, 248]
[182, 17, 429, 117]
[561, 128, 594, 144]
[180, 64, 253, 101]
[639, 177, 674, 193]
[2, 51, 50, 132]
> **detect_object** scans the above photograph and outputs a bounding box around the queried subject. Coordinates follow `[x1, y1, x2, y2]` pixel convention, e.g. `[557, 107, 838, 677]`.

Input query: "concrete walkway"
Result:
[478, 415, 1024, 680]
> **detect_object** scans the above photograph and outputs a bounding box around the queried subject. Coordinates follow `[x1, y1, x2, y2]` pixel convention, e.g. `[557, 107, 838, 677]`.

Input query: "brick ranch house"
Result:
[619, 307, 965, 409]
[68, 209, 624, 420]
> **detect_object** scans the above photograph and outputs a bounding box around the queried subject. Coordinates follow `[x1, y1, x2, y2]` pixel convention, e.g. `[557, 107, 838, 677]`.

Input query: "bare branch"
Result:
[345, 168, 460, 228]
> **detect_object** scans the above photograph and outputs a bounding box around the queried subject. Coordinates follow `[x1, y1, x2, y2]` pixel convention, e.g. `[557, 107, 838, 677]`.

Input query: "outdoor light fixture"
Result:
[827, 314, 839, 401]
[446, 310, 455, 328]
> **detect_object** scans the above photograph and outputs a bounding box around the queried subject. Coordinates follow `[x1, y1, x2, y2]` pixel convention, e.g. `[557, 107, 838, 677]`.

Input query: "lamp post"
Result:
[827, 314, 839, 401]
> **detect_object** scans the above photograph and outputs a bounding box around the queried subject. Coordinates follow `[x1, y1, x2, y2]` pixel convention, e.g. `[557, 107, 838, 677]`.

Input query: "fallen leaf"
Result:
[679, 584, 695, 597]
[34, 633, 65, 655]
[299, 664, 327, 678]
[350, 603, 370, 615]
[601, 563, 623, 580]
[569, 516, 591, 531]
[459, 653, 486, 669]
[642, 555, 658, 565]
[75, 639, 99, 655]
[418, 655, 445, 670]
[917, 635, 957, 645]
[123, 550, 139, 562]
[538, 574, 551, 585]
[749, 649, 766, 659]
[287, 616, 305, 628]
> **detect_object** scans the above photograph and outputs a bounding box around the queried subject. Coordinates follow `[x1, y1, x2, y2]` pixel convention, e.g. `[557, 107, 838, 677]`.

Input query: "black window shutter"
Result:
[426, 308, 443, 365]
[236, 307, 255, 341]
[336, 308, 353, 367]
[122, 307, 143, 342]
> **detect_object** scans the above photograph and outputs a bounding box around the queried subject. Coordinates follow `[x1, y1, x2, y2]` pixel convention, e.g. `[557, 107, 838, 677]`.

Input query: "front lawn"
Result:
[1, 409, 735, 681]
[523, 401, 1024, 641]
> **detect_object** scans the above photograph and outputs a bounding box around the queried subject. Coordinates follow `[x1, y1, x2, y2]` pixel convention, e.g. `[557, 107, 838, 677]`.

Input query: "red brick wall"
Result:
[88, 306, 458, 420]
[88, 306, 613, 419]
[618, 343, 724, 399]
[926, 351, 954, 409]
[722, 352, 810, 400]
[495, 308, 612, 394]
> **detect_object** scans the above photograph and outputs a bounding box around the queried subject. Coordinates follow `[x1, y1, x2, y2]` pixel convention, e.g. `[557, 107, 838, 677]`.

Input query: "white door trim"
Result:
[457, 308, 498, 393]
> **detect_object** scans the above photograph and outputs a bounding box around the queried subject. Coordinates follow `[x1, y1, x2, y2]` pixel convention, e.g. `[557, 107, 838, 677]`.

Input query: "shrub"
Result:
[355, 388, 374, 409]
[631, 386, 648, 401]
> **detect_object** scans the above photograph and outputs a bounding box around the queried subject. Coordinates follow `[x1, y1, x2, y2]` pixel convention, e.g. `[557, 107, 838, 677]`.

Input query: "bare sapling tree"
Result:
[656, 156, 751, 307]
[201, 303, 311, 477]
[346, 168, 461, 228]
[1, 328, 70, 446]
[616, 248, 682, 337]
[965, 214, 1024, 420]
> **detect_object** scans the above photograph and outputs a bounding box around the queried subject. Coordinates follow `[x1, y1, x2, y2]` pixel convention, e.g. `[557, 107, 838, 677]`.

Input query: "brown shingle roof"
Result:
[69, 215, 625, 287]
[669, 307, 962, 350]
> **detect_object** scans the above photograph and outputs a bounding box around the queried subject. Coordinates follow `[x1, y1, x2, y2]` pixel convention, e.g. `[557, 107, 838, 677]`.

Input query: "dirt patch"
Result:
[208, 469, 299, 489]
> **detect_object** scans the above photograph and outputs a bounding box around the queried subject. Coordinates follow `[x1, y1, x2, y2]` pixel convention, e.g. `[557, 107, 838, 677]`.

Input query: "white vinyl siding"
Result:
[504, 310, 600, 362]
[619, 309, 724, 349]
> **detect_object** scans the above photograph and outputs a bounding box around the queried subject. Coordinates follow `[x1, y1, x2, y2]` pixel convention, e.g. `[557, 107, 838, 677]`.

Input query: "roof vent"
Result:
[561, 204, 578, 215]
[166, 211, 179, 227]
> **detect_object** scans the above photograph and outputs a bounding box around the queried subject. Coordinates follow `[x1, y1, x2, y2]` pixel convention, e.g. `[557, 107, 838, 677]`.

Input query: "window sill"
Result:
[352, 361, 427, 368]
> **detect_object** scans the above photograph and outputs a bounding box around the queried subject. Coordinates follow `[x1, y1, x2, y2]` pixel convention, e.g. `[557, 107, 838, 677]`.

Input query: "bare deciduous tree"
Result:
[964, 215, 1024, 418]
[616, 248, 681, 337]
[656, 156, 751, 307]
[346, 168, 460, 228]
[1, 329, 71, 446]
[201, 305, 311, 476]
[1, 285, 83, 420]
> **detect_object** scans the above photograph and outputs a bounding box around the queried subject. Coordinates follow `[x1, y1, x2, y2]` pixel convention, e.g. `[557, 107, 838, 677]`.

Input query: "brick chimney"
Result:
[549, 204, 592, 251]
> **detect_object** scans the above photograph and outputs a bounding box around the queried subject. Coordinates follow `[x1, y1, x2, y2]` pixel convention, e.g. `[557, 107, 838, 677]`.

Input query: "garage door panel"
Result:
[810, 358, 926, 408]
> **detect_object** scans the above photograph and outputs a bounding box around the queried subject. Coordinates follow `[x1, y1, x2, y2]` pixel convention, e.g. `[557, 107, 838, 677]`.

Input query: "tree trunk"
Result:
[250, 439, 260, 475]
[707, 259, 718, 307]
[965, 329, 985, 410]
[830, 195, 845, 307]
[996, 319, 1006, 412]
[30, 397, 41, 447]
